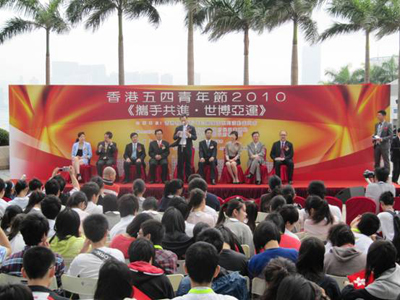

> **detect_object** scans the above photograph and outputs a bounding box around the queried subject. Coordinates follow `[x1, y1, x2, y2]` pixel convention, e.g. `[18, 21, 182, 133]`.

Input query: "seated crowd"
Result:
[0, 167, 398, 300]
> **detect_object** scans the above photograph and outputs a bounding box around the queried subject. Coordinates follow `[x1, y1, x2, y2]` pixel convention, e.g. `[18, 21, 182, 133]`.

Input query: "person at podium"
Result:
[270, 130, 294, 184]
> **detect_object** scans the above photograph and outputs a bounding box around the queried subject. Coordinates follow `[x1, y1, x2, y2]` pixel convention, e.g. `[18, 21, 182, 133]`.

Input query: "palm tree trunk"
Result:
[365, 30, 370, 83]
[187, 8, 194, 85]
[46, 29, 50, 85]
[397, 30, 400, 129]
[291, 19, 298, 85]
[118, 8, 125, 85]
[243, 27, 249, 85]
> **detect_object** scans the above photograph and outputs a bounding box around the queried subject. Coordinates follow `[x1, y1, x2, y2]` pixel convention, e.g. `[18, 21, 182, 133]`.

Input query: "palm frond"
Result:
[85, 2, 116, 31]
[124, 0, 161, 26]
[298, 14, 318, 43]
[319, 22, 361, 41]
[0, 16, 39, 43]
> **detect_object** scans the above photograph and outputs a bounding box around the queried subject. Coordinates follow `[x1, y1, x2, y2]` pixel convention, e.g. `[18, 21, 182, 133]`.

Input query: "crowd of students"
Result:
[0, 166, 399, 300]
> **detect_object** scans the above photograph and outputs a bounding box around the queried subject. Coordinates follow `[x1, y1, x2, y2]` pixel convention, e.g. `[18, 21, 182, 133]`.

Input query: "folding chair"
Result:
[251, 277, 266, 296]
[328, 274, 347, 290]
[176, 259, 185, 275]
[241, 244, 251, 259]
[61, 274, 97, 297]
[167, 274, 184, 292]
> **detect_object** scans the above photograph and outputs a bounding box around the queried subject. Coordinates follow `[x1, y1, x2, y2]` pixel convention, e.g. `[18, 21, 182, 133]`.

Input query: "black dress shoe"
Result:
[211, 179, 216, 185]
[246, 173, 253, 179]
[256, 180, 261, 185]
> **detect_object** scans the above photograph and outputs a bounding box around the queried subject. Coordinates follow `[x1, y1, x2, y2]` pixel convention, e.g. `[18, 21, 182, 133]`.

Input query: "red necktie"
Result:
[280, 142, 285, 158]
[159, 141, 162, 148]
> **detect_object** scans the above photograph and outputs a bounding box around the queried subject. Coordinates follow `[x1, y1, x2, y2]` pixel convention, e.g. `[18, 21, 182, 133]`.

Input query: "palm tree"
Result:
[67, 0, 163, 85]
[323, 64, 364, 84]
[320, 0, 379, 83]
[0, 0, 69, 85]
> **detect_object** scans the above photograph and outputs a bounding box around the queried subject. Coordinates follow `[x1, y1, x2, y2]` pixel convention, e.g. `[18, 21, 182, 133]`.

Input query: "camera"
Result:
[363, 170, 375, 179]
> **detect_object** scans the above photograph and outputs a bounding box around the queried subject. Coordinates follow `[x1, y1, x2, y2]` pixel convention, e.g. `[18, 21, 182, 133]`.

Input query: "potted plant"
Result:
[0, 128, 9, 170]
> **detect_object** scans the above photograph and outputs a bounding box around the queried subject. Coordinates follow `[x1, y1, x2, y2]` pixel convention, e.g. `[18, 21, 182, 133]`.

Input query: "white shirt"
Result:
[10, 233, 25, 254]
[365, 182, 396, 213]
[109, 215, 135, 239]
[185, 221, 195, 238]
[187, 211, 215, 227]
[204, 205, 218, 224]
[0, 199, 9, 218]
[285, 228, 300, 241]
[48, 219, 56, 238]
[68, 246, 125, 278]
[304, 216, 339, 238]
[173, 287, 237, 300]
[142, 210, 162, 222]
[353, 231, 374, 255]
[8, 196, 29, 210]
[85, 201, 103, 215]
[180, 125, 187, 145]
[378, 211, 395, 241]
[72, 207, 89, 223]
[299, 205, 342, 229]
[138, 196, 145, 211]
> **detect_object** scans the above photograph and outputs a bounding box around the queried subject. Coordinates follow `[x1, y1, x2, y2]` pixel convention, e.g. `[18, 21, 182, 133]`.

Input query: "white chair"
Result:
[105, 211, 121, 230]
[63, 257, 74, 272]
[241, 244, 251, 259]
[251, 277, 266, 296]
[167, 274, 184, 292]
[244, 276, 250, 290]
[256, 212, 268, 223]
[61, 274, 97, 296]
[328, 274, 347, 290]
[0, 273, 57, 290]
[176, 259, 185, 275]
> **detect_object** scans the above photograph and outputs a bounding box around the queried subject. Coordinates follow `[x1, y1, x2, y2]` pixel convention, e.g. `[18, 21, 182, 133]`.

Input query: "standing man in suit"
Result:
[391, 128, 400, 184]
[149, 129, 170, 183]
[173, 114, 197, 181]
[122, 132, 146, 183]
[374, 110, 393, 170]
[96, 131, 117, 176]
[246, 131, 266, 185]
[198, 128, 218, 185]
[270, 130, 294, 184]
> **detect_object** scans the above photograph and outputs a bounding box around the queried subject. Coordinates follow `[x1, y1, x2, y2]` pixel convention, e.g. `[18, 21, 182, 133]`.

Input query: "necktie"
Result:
[280, 142, 285, 158]
[207, 140, 210, 148]
[159, 141, 162, 148]
[132, 144, 137, 159]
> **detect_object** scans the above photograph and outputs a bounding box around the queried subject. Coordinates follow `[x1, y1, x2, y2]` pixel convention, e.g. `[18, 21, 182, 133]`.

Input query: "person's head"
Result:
[188, 188, 206, 211]
[254, 221, 281, 253]
[44, 179, 60, 197]
[375, 167, 390, 182]
[379, 191, 395, 210]
[130, 132, 138, 143]
[307, 181, 326, 198]
[52, 175, 66, 193]
[22, 246, 55, 285]
[164, 179, 184, 197]
[265, 212, 285, 233]
[132, 179, 146, 197]
[94, 259, 133, 300]
[188, 178, 208, 193]
[180, 114, 188, 125]
[15, 180, 28, 197]
[305, 196, 333, 225]
[397, 128, 400, 138]
[81, 182, 100, 204]
[377, 109, 387, 122]
[66, 191, 88, 210]
[185, 242, 220, 286]
[215, 225, 239, 250]
[83, 214, 108, 243]
[90, 176, 104, 191]
[365, 240, 398, 282]
[168, 196, 189, 220]
[269, 175, 282, 192]
[76, 131, 85, 143]
[4, 180, 15, 198]
[296, 237, 325, 282]
[217, 198, 247, 224]
[196, 228, 224, 253]
[128, 237, 155, 263]
[139, 219, 165, 245]
[20, 213, 49, 246]
[278, 130, 287, 142]
[279, 204, 299, 228]
[357, 213, 380, 236]
[252, 131, 260, 143]
[230, 130, 239, 141]
[24, 191, 45, 213]
[155, 129, 163, 140]
[1, 205, 23, 231]
[281, 184, 296, 204]
[54, 208, 80, 241]
[0, 284, 33, 300]
[28, 178, 43, 193]
[102, 194, 118, 213]
[162, 207, 185, 235]
[126, 213, 153, 238]
[245, 201, 258, 232]
[102, 167, 116, 182]
[0, 178, 5, 198]
[327, 223, 354, 247]
[270, 195, 286, 212]
[187, 174, 202, 183]
[276, 275, 323, 300]
[205, 128, 213, 140]
[117, 194, 139, 217]
[104, 131, 113, 142]
[142, 197, 158, 211]
[193, 222, 211, 240]
[262, 257, 297, 300]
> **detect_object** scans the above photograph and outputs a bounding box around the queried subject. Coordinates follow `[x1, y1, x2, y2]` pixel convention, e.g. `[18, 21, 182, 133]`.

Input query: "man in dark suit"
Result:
[198, 128, 218, 185]
[122, 132, 146, 183]
[374, 110, 393, 170]
[96, 131, 118, 176]
[148, 129, 170, 183]
[391, 128, 400, 184]
[173, 114, 197, 181]
[270, 130, 294, 184]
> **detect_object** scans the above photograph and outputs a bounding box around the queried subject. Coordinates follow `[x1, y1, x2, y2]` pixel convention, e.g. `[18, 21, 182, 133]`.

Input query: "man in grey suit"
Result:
[373, 110, 393, 170]
[246, 131, 266, 185]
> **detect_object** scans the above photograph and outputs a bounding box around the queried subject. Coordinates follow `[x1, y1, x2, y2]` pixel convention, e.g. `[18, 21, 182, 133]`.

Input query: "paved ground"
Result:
[0, 169, 10, 180]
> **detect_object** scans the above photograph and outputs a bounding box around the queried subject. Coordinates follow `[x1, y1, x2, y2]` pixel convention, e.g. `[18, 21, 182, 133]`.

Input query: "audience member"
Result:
[28, 178, 43, 194]
[1, 205, 22, 234]
[265, 212, 301, 250]
[0, 227, 11, 264]
[81, 182, 102, 215]
[0, 284, 33, 300]
[8, 214, 25, 254]
[8, 180, 29, 209]
[0, 178, 9, 217]
[188, 177, 220, 211]
[281, 184, 296, 205]
[306, 181, 342, 221]
[89, 176, 105, 206]
[102, 167, 120, 196]
[159, 179, 184, 212]
[350, 213, 380, 254]
[168, 196, 194, 237]
[304, 196, 338, 238]
[110, 194, 139, 239]
[44, 179, 60, 198]
[24, 191, 45, 214]
[187, 188, 216, 227]
[279, 204, 300, 241]
[260, 175, 282, 212]
[3, 180, 15, 201]
[245, 201, 258, 232]
[365, 167, 396, 213]
[269, 195, 287, 213]
[193, 222, 211, 240]
[133, 179, 146, 211]
[66, 191, 89, 223]
[142, 196, 162, 221]
[378, 191, 400, 258]
[40, 195, 62, 237]
[276, 275, 327, 300]
[102, 194, 118, 213]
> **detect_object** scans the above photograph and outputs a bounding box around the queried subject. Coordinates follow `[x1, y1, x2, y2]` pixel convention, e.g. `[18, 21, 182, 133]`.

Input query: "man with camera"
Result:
[365, 167, 396, 213]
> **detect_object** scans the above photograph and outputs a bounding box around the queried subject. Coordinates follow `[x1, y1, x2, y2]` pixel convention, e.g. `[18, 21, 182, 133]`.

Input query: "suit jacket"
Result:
[199, 140, 217, 160]
[96, 141, 117, 160]
[123, 142, 146, 161]
[149, 140, 170, 160]
[173, 124, 197, 148]
[374, 121, 393, 147]
[247, 142, 266, 167]
[270, 141, 294, 161]
[391, 136, 400, 162]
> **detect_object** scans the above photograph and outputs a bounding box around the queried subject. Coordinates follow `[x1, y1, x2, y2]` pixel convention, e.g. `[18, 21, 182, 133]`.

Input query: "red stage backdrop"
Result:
[9, 84, 390, 181]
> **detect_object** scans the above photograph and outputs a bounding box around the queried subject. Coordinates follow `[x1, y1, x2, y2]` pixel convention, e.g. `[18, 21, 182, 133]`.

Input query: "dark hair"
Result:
[0, 284, 33, 300]
[358, 213, 380, 236]
[296, 237, 325, 283]
[143, 197, 158, 211]
[265, 212, 285, 233]
[193, 222, 211, 240]
[261, 257, 297, 300]
[397, 128, 400, 134]
[28, 178, 43, 192]
[128, 238, 155, 263]
[130, 132, 138, 139]
[132, 179, 146, 196]
[8, 214, 25, 242]
[40, 195, 62, 220]
[261, 176, 282, 212]
[66, 191, 88, 209]
[168, 197, 189, 220]
[281, 185, 295, 204]
[23, 246, 55, 279]
[44, 179, 60, 196]
[162, 207, 185, 235]
[83, 214, 108, 243]
[270, 195, 286, 212]
[52, 175, 66, 192]
[196, 228, 224, 253]
[24, 191, 45, 214]
[164, 179, 184, 197]
[185, 242, 219, 284]
[117, 194, 138, 217]
[81, 182, 100, 202]
[155, 129, 163, 135]
[377, 110, 387, 116]
[126, 213, 153, 238]
[179, 114, 188, 119]
[269, 175, 282, 191]
[141, 219, 165, 245]
[105, 131, 113, 139]
[90, 176, 104, 190]
[4, 180, 14, 199]
[103, 194, 118, 213]
[188, 178, 208, 192]
[305, 196, 334, 225]
[15, 180, 28, 195]
[375, 167, 390, 182]
[276, 275, 319, 300]
[205, 128, 213, 134]
[245, 201, 258, 232]
[365, 240, 397, 283]
[0, 178, 5, 194]
[188, 188, 206, 211]
[379, 191, 394, 205]
[1, 205, 22, 231]
[328, 223, 354, 247]
[279, 205, 299, 225]
[215, 225, 240, 251]
[20, 213, 49, 246]
[254, 221, 281, 253]
[187, 174, 202, 183]
[217, 198, 245, 225]
[230, 131, 239, 140]
[94, 259, 133, 300]
[251, 131, 259, 137]
[307, 181, 326, 198]
[76, 131, 85, 143]
[52, 208, 80, 242]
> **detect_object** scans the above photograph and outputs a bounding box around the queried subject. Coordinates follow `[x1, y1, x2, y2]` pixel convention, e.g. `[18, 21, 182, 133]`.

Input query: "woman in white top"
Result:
[7, 214, 25, 254]
[24, 191, 45, 214]
[187, 188, 216, 227]
[304, 196, 338, 239]
[133, 179, 146, 211]
[66, 191, 89, 224]
[8, 180, 29, 210]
